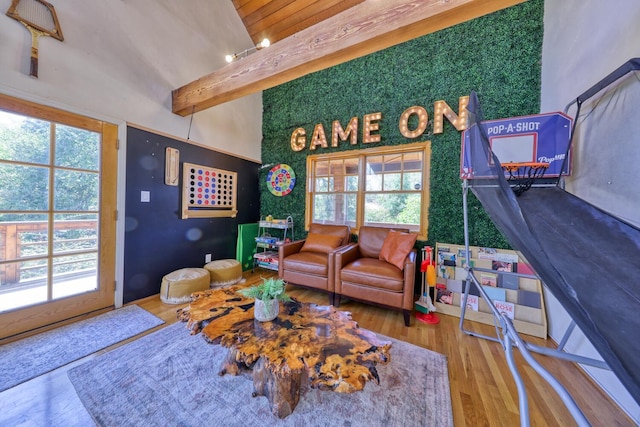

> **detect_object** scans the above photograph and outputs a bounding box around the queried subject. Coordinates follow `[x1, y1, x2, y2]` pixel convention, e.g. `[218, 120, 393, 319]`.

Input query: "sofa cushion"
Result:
[357, 227, 389, 258]
[357, 226, 410, 259]
[282, 251, 329, 276]
[308, 223, 351, 246]
[300, 233, 343, 254]
[340, 258, 405, 291]
[379, 230, 417, 270]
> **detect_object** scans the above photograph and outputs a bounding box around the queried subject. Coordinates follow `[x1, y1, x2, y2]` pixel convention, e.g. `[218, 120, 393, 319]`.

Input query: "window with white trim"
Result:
[305, 142, 430, 238]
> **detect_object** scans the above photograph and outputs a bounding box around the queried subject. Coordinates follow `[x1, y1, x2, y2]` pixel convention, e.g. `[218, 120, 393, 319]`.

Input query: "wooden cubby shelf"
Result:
[433, 242, 547, 339]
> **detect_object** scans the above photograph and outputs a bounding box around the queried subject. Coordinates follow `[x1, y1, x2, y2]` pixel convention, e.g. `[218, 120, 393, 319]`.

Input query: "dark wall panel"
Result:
[123, 127, 260, 303]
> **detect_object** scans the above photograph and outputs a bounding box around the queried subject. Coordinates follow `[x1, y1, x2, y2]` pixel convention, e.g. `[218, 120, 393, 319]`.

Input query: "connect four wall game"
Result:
[181, 162, 238, 219]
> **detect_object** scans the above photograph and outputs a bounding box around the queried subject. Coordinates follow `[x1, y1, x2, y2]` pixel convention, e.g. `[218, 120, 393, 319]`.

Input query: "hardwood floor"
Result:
[0, 270, 634, 426]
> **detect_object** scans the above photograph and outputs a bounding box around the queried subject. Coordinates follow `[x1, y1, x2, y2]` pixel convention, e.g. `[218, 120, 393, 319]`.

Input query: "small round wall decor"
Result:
[266, 164, 296, 196]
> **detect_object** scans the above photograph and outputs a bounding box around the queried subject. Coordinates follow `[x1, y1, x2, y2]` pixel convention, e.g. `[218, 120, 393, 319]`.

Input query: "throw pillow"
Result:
[379, 230, 417, 270]
[300, 233, 343, 254]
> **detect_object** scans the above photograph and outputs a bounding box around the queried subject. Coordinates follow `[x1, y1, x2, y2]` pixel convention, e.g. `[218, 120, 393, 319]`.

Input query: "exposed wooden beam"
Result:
[172, 0, 526, 116]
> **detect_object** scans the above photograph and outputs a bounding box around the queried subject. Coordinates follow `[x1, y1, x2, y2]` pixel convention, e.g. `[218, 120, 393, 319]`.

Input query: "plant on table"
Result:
[238, 277, 291, 321]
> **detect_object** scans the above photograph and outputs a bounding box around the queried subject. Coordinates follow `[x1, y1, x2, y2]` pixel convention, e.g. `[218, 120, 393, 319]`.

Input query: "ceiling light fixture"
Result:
[225, 38, 270, 63]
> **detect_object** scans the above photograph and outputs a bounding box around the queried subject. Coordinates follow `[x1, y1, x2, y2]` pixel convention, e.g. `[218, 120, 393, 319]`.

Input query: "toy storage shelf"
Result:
[253, 216, 294, 271]
[434, 242, 547, 339]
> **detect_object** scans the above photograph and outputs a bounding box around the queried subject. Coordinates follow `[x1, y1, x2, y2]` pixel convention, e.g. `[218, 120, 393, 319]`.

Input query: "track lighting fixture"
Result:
[225, 38, 270, 63]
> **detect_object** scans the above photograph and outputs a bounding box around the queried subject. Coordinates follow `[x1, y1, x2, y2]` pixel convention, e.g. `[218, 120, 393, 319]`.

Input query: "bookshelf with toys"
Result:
[434, 242, 547, 339]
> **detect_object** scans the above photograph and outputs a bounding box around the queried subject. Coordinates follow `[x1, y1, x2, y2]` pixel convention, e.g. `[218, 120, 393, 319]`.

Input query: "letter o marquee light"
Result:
[399, 106, 428, 138]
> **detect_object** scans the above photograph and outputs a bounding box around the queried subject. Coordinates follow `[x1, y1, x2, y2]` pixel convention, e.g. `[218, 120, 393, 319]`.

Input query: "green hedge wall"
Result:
[261, 0, 543, 249]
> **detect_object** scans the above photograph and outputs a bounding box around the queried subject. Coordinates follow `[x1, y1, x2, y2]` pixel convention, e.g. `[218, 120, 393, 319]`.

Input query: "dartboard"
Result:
[266, 164, 296, 196]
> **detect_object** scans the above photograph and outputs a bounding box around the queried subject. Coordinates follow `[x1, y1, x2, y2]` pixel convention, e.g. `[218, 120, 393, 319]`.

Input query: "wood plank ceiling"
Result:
[172, 0, 526, 115]
[231, 0, 366, 46]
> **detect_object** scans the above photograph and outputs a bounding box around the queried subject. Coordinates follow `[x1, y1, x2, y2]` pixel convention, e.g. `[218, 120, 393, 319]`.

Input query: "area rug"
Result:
[68, 322, 453, 427]
[0, 305, 164, 392]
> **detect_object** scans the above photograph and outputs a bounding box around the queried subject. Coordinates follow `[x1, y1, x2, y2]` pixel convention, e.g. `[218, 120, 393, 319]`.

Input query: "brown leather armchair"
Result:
[335, 226, 417, 326]
[278, 223, 351, 305]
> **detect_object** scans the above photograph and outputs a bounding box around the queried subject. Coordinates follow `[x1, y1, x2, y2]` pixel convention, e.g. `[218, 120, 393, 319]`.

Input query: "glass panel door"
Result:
[0, 94, 117, 338]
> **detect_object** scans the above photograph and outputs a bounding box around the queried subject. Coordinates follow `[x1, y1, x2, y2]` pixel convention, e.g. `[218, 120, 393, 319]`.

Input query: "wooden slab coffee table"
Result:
[178, 285, 392, 418]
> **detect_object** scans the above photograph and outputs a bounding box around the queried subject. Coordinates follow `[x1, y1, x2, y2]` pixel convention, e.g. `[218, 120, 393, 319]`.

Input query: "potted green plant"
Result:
[237, 277, 291, 321]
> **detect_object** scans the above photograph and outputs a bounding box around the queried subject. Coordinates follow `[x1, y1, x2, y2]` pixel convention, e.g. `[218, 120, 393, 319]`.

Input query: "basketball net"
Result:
[501, 162, 549, 196]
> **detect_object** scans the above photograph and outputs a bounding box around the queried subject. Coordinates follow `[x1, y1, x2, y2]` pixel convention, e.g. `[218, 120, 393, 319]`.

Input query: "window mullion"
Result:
[47, 122, 56, 301]
[400, 153, 405, 190]
[305, 159, 314, 228]
[356, 154, 366, 229]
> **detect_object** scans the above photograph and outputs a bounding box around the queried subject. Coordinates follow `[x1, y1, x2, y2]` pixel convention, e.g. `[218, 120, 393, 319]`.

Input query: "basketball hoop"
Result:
[501, 162, 549, 196]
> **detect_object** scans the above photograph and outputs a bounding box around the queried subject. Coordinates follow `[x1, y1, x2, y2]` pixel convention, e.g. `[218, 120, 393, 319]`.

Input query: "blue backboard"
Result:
[461, 112, 573, 179]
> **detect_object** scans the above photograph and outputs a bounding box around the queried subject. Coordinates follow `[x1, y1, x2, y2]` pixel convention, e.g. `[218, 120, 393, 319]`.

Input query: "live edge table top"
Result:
[177, 285, 392, 418]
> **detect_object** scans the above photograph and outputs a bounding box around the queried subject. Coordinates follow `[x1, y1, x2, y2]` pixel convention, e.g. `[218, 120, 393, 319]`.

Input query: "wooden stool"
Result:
[204, 259, 243, 288]
[160, 268, 210, 304]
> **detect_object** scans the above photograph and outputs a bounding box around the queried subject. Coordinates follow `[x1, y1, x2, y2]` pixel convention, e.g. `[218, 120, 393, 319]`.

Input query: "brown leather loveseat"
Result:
[278, 223, 351, 305]
[335, 226, 417, 326]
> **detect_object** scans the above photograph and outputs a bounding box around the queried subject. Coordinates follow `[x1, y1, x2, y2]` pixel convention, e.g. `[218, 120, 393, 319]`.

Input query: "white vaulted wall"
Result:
[0, 0, 262, 162]
[541, 0, 640, 422]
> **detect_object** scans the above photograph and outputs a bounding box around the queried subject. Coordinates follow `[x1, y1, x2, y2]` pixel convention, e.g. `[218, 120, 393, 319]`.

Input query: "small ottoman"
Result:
[160, 268, 210, 304]
[204, 259, 243, 288]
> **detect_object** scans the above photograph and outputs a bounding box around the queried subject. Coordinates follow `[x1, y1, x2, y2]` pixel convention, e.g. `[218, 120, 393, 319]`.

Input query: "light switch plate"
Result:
[141, 191, 150, 202]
